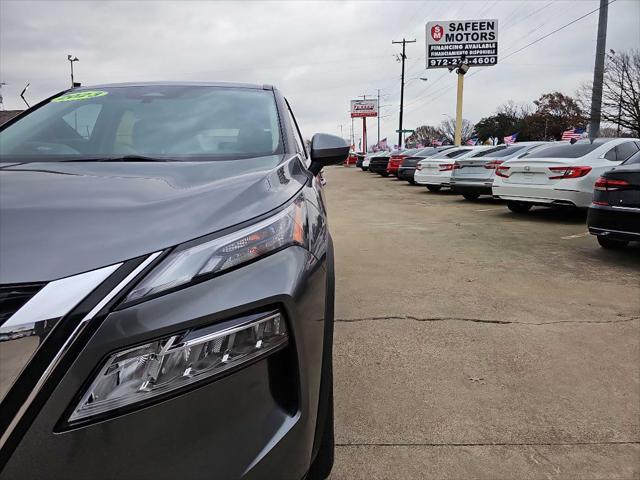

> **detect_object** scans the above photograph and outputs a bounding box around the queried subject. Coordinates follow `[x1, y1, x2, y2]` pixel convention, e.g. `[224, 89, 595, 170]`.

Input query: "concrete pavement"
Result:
[324, 166, 640, 479]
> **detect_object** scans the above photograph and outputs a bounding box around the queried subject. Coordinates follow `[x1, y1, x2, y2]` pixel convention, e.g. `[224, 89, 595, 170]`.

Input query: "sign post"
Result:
[350, 99, 378, 152]
[426, 19, 498, 145]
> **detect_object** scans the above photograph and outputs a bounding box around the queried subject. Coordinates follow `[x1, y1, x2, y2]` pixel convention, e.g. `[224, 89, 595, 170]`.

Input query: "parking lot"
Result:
[324, 166, 640, 479]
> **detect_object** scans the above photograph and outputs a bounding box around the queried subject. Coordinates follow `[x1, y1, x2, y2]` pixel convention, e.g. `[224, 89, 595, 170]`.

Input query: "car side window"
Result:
[604, 147, 618, 161]
[615, 142, 639, 162]
[284, 99, 307, 161]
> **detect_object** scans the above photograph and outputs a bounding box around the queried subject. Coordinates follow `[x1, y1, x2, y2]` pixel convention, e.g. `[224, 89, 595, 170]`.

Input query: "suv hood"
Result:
[0, 155, 308, 283]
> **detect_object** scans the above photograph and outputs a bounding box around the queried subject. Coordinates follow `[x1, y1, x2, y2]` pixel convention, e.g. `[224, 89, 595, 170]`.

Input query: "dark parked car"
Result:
[397, 146, 454, 184]
[354, 152, 366, 169]
[0, 82, 348, 480]
[588, 149, 640, 249]
[369, 150, 395, 176]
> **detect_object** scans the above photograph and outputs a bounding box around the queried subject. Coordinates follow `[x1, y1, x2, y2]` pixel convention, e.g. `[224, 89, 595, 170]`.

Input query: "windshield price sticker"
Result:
[426, 19, 498, 69]
[52, 91, 109, 102]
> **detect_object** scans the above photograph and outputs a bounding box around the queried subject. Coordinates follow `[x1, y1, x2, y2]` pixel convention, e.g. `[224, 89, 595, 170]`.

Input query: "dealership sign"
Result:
[426, 19, 498, 69]
[350, 99, 378, 118]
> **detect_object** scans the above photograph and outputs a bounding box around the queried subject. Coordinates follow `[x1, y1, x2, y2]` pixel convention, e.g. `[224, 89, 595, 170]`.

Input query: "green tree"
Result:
[474, 113, 521, 143]
[527, 91, 585, 140]
[405, 125, 441, 147]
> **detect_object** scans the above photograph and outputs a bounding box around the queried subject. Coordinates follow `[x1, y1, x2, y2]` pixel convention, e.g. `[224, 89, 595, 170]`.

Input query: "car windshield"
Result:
[443, 149, 471, 158]
[486, 145, 528, 158]
[0, 85, 283, 162]
[415, 148, 437, 156]
[468, 146, 507, 158]
[526, 143, 601, 159]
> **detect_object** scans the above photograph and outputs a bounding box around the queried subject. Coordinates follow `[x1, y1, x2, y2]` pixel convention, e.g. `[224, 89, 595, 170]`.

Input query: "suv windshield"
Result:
[0, 85, 282, 162]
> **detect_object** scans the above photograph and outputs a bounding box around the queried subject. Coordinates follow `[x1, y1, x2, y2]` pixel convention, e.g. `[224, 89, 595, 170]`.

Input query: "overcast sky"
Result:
[1, 0, 639, 146]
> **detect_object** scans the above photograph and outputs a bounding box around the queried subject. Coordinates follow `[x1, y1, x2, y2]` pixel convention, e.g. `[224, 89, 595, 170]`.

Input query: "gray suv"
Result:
[0, 82, 348, 479]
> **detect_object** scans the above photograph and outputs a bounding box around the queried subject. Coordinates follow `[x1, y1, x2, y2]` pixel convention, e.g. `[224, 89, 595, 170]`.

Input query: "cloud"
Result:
[1, 0, 638, 146]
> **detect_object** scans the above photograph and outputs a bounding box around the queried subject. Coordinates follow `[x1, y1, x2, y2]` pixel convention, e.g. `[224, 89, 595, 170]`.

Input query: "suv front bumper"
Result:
[1, 246, 331, 480]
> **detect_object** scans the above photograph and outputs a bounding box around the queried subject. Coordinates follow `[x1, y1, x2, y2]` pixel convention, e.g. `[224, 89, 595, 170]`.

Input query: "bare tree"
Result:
[437, 118, 475, 144]
[577, 49, 640, 137]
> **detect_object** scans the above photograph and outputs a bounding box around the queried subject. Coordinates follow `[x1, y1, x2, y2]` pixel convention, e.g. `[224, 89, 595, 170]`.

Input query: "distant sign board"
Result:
[426, 19, 498, 69]
[350, 99, 378, 118]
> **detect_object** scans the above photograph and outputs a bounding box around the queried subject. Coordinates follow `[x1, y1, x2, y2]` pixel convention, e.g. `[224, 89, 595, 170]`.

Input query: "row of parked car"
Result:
[355, 138, 640, 249]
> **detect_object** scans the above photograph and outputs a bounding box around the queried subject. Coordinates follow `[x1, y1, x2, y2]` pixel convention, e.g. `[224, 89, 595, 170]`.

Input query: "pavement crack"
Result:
[335, 441, 640, 448]
[335, 315, 640, 326]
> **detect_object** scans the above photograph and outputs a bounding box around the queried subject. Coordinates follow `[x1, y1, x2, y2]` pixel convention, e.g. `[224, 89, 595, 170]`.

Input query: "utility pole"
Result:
[392, 38, 416, 149]
[588, 0, 608, 140]
[377, 88, 381, 145]
[0, 82, 6, 111]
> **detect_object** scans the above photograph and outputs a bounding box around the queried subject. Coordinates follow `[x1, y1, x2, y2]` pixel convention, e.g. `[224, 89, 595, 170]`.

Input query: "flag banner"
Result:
[466, 137, 478, 146]
[503, 132, 518, 145]
[432, 139, 443, 146]
[561, 127, 586, 140]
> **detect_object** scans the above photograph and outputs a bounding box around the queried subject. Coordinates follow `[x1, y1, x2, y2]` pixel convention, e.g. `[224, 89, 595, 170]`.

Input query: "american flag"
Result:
[432, 139, 443, 146]
[503, 133, 519, 145]
[561, 127, 586, 140]
[466, 137, 478, 146]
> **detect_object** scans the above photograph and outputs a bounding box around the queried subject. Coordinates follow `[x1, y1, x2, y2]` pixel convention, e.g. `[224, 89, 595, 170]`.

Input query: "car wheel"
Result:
[597, 236, 629, 249]
[462, 193, 480, 201]
[426, 185, 441, 192]
[507, 201, 532, 213]
[381, 172, 390, 177]
[408, 179, 416, 185]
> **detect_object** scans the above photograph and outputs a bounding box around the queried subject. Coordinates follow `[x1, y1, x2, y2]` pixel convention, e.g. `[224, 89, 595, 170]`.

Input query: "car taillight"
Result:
[548, 166, 592, 179]
[484, 160, 504, 169]
[439, 163, 455, 171]
[594, 177, 630, 191]
[495, 166, 510, 178]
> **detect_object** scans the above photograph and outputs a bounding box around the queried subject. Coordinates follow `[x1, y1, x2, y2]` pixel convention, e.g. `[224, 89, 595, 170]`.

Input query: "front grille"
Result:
[0, 283, 45, 326]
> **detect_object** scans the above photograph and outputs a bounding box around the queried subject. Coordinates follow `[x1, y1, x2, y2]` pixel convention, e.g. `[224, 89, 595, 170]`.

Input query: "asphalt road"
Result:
[324, 165, 640, 480]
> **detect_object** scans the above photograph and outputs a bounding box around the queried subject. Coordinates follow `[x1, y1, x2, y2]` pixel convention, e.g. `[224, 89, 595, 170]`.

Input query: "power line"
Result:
[501, 0, 617, 63]
[404, 0, 618, 113]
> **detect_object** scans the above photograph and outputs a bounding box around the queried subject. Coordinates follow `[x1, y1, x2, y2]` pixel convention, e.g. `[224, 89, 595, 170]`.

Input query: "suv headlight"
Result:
[68, 311, 287, 423]
[125, 195, 308, 304]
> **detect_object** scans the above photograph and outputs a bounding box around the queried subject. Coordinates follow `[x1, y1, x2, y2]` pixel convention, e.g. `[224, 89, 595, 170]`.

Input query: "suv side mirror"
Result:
[309, 133, 350, 175]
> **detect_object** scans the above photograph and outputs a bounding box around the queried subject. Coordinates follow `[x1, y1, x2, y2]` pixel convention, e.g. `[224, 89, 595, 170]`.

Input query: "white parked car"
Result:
[450, 142, 549, 200]
[492, 138, 640, 212]
[362, 152, 378, 171]
[414, 145, 501, 192]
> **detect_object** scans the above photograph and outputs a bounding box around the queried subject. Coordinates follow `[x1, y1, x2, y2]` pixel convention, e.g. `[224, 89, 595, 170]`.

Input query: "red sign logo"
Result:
[431, 24, 443, 42]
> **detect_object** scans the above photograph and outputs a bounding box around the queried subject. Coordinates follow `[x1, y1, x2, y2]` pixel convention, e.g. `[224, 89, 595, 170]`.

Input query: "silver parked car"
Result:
[450, 142, 549, 200]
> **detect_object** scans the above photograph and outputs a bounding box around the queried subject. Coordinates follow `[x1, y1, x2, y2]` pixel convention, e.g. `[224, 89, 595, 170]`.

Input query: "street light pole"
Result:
[67, 55, 79, 87]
